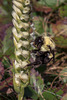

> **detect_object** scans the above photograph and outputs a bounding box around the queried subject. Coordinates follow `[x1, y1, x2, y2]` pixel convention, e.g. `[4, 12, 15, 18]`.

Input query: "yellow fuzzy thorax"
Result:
[41, 36, 55, 58]
[41, 36, 55, 52]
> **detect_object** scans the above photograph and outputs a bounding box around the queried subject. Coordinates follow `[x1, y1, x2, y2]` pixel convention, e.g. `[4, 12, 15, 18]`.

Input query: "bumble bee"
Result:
[26, 35, 55, 67]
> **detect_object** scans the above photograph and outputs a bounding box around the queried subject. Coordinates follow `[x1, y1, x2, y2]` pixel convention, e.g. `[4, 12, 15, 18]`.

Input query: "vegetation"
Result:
[0, 0, 67, 100]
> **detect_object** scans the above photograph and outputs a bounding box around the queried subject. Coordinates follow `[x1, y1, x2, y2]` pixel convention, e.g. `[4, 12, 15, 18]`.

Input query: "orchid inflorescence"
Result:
[12, 0, 32, 100]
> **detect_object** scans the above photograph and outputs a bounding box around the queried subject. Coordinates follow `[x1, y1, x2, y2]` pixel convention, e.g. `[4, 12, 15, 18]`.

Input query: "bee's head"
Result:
[34, 36, 44, 49]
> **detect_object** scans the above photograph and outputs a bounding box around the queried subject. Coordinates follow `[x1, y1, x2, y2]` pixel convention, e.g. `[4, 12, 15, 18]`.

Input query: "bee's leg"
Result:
[52, 50, 55, 63]
[44, 57, 52, 64]
[25, 60, 42, 68]
[47, 45, 55, 63]
[27, 61, 37, 66]
[24, 62, 36, 69]
[31, 49, 39, 53]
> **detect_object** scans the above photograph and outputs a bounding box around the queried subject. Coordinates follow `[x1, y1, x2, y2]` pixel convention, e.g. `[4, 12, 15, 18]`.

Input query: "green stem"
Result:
[18, 88, 24, 100]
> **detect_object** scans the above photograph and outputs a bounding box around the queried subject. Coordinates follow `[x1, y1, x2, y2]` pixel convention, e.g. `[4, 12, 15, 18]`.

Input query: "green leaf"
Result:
[0, 6, 8, 17]
[54, 36, 67, 48]
[60, 5, 67, 17]
[2, 0, 12, 14]
[18, 89, 24, 100]
[2, 57, 10, 69]
[38, 0, 65, 8]
[2, 27, 14, 57]
[33, 17, 44, 34]
[42, 89, 62, 100]
[43, 91, 57, 100]
[56, 90, 63, 96]
[59, 67, 67, 83]
[24, 86, 38, 100]
[30, 74, 44, 94]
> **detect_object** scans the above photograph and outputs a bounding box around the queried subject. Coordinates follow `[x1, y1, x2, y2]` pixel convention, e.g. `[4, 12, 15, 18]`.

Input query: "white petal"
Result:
[23, 7, 30, 13]
[15, 60, 28, 68]
[12, 11, 20, 21]
[20, 14, 29, 21]
[22, 41, 29, 48]
[15, 49, 21, 56]
[21, 32, 29, 38]
[13, 0, 23, 9]
[12, 19, 19, 28]
[15, 73, 20, 78]
[16, 0, 24, 3]
[21, 50, 29, 58]
[14, 60, 20, 69]
[25, 0, 30, 5]
[13, 5, 22, 16]
[20, 74, 29, 83]
[19, 22, 29, 30]
[21, 61, 28, 68]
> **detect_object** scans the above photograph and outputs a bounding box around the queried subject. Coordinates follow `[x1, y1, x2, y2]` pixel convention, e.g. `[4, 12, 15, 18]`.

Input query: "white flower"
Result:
[13, 5, 22, 16]
[20, 71, 24, 74]
[20, 74, 29, 83]
[12, 27, 22, 41]
[25, 0, 30, 5]
[23, 7, 30, 13]
[12, 11, 20, 21]
[21, 50, 29, 58]
[15, 71, 29, 84]
[13, 0, 23, 9]
[21, 32, 29, 39]
[20, 14, 29, 21]
[13, 19, 29, 30]
[19, 22, 29, 30]
[16, 0, 24, 3]
[12, 19, 19, 28]
[22, 41, 29, 48]
[14, 39, 29, 49]
[20, 71, 29, 83]
[15, 49, 29, 58]
[12, 0, 30, 92]
[21, 61, 28, 68]
[12, 28, 29, 40]
[15, 49, 21, 56]
[15, 73, 20, 85]
[13, 38, 22, 49]
[14, 60, 20, 69]
[15, 73, 20, 78]
[15, 60, 28, 68]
